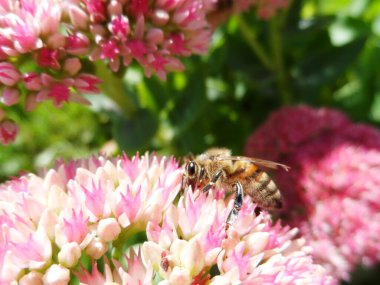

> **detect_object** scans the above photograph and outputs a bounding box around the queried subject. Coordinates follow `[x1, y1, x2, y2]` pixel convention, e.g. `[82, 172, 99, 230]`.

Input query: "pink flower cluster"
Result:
[0, 0, 290, 145]
[143, 188, 334, 284]
[0, 152, 335, 284]
[0, 0, 216, 144]
[245, 105, 380, 280]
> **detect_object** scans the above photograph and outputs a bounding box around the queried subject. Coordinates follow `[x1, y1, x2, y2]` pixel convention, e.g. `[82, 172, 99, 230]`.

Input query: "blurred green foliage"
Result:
[109, 0, 380, 157]
[1, 0, 380, 176]
[0, 102, 111, 181]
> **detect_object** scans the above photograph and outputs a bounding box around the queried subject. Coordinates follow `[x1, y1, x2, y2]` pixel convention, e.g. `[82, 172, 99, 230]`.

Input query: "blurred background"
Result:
[2, 0, 380, 177]
[1, 0, 380, 283]
[3, 0, 380, 179]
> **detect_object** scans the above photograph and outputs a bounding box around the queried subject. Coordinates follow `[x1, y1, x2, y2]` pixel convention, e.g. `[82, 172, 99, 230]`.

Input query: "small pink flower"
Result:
[167, 33, 190, 56]
[11, 20, 43, 53]
[47, 83, 71, 106]
[76, 260, 111, 283]
[74, 73, 102, 93]
[0, 119, 18, 144]
[109, 15, 131, 39]
[76, 249, 154, 284]
[36, 74, 78, 107]
[56, 209, 89, 246]
[35, 47, 61, 69]
[116, 248, 154, 284]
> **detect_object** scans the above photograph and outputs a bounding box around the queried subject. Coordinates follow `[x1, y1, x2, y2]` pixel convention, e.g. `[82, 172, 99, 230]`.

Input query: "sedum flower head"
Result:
[0, 152, 335, 284]
[143, 189, 335, 284]
[0, 153, 181, 283]
[245, 105, 380, 280]
[0, 0, 216, 144]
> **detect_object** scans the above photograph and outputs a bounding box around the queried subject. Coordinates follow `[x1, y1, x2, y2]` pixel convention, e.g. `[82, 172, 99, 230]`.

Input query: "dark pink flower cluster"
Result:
[245, 105, 380, 280]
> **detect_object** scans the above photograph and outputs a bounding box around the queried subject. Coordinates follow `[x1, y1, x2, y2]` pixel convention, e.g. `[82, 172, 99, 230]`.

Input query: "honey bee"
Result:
[182, 148, 289, 230]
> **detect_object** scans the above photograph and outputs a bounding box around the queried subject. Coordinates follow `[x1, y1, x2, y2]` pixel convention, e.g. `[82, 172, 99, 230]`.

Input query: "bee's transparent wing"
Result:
[216, 156, 290, 171]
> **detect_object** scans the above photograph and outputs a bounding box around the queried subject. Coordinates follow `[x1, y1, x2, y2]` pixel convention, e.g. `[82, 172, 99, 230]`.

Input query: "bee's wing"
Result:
[216, 156, 290, 171]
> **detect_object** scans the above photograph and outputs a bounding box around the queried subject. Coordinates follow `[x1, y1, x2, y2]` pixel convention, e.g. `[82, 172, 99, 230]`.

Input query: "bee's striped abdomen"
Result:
[250, 170, 282, 209]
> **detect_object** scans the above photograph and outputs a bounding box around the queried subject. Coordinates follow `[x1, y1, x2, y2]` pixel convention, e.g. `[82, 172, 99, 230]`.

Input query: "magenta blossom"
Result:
[245, 105, 380, 280]
[0, 152, 335, 284]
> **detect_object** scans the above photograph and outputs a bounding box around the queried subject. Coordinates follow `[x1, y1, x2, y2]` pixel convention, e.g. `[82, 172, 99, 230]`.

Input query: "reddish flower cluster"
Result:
[0, 0, 215, 144]
[0, 0, 290, 145]
[245, 105, 380, 280]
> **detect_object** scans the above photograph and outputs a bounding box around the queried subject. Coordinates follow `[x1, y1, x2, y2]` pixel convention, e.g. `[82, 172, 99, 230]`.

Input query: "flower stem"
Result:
[269, 17, 292, 105]
[95, 61, 137, 118]
[237, 15, 274, 70]
[112, 226, 146, 259]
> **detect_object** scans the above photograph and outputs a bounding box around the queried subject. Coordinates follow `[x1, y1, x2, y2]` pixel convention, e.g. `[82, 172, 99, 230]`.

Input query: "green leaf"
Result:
[112, 109, 159, 154]
[294, 36, 367, 91]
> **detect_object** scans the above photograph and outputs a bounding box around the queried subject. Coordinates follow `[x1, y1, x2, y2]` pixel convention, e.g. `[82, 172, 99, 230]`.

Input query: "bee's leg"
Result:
[225, 182, 243, 231]
[181, 174, 185, 189]
[202, 170, 223, 193]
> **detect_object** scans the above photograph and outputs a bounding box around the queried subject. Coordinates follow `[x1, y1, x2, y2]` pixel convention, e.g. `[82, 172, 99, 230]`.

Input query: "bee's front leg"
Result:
[202, 170, 223, 193]
[225, 181, 243, 231]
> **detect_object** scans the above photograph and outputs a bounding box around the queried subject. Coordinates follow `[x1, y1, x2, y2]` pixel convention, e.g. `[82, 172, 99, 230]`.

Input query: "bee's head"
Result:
[182, 160, 199, 190]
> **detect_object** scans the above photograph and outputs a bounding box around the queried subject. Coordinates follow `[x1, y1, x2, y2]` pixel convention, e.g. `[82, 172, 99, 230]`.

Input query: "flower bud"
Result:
[1, 87, 20, 106]
[151, 9, 170, 26]
[147, 28, 164, 45]
[23, 73, 42, 91]
[58, 242, 81, 267]
[0, 62, 20, 86]
[97, 218, 121, 242]
[35, 48, 60, 70]
[42, 264, 70, 285]
[63, 58, 82, 76]
[19, 271, 43, 285]
[85, 237, 108, 259]
[0, 119, 18, 145]
[108, 0, 123, 16]
[181, 238, 204, 276]
[47, 33, 66, 49]
[66, 33, 90, 55]
[67, 4, 89, 29]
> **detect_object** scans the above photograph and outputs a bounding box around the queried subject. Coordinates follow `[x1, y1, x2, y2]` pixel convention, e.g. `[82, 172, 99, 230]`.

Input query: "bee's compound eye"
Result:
[187, 162, 197, 176]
